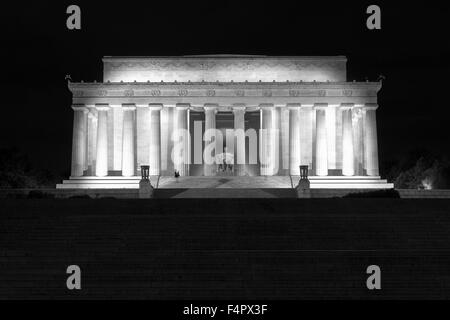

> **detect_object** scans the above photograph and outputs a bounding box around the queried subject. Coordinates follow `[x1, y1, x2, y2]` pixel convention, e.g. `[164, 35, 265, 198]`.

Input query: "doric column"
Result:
[174, 104, 189, 176]
[273, 106, 281, 175]
[364, 104, 379, 176]
[95, 104, 110, 177]
[299, 104, 314, 174]
[149, 105, 162, 176]
[315, 104, 328, 176]
[87, 111, 98, 175]
[326, 105, 338, 170]
[280, 106, 290, 174]
[260, 104, 273, 176]
[233, 105, 246, 176]
[136, 104, 151, 171]
[352, 106, 364, 175]
[121, 104, 136, 177]
[204, 105, 218, 176]
[288, 104, 301, 175]
[109, 106, 123, 172]
[70, 105, 88, 177]
[161, 106, 175, 173]
[341, 104, 354, 176]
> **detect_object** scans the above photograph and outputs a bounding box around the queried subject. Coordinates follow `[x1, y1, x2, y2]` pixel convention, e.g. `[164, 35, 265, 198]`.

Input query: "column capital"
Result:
[122, 103, 136, 111]
[287, 103, 301, 110]
[95, 104, 110, 111]
[300, 104, 314, 109]
[176, 103, 190, 110]
[313, 103, 328, 110]
[259, 103, 273, 110]
[72, 104, 89, 113]
[204, 104, 218, 113]
[232, 104, 246, 113]
[87, 112, 97, 119]
[364, 103, 379, 111]
[340, 103, 354, 110]
[149, 104, 163, 111]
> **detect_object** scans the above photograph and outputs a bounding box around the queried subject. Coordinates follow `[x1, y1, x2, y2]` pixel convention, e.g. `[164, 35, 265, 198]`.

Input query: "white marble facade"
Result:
[67, 55, 382, 180]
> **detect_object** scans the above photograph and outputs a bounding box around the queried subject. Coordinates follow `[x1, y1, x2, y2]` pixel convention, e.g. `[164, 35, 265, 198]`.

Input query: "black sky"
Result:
[1, 1, 449, 176]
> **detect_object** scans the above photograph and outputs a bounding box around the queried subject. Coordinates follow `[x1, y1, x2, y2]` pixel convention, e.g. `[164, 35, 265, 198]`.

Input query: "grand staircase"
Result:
[57, 175, 393, 189]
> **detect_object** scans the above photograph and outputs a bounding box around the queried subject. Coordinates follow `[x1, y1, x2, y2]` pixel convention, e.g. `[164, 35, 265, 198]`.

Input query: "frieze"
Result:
[289, 90, 300, 97]
[342, 90, 353, 97]
[151, 89, 161, 96]
[262, 90, 272, 97]
[178, 89, 188, 96]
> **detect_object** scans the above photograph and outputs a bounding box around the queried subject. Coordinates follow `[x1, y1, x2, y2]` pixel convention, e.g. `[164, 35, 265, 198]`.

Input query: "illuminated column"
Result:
[272, 106, 281, 175]
[174, 104, 189, 176]
[341, 104, 354, 176]
[95, 104, 110, 177]
[136, 104, 150, 171]
[149, 105, 162, 176]
[299, 104, 314, 173]
[288, 104, 300, 175]
[364, 104, 379, 176]
[110, 106, 123, 171]
[121, 104, 136, 177]
[280, 107, 290, 174]
[87, 111, 98, 175]
[315, 104, 328, 176]
[233, 105, 246, 176]
[70, 105, 88, 177]
[204, 105, 217, 176]
[260, 104, 273, 176]
[352, 106, 364, 175]
[326, 105, 338, 170]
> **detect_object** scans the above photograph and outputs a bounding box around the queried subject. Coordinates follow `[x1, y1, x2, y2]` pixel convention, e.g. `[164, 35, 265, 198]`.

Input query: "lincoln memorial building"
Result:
[57, 55, 393, 189]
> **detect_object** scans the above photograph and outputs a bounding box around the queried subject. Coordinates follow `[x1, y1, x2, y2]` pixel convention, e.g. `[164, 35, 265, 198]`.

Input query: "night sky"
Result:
[1, 1, 449, 177]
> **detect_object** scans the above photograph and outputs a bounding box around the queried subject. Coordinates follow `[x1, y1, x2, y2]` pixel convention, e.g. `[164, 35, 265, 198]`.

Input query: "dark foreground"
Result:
[1, 198, 450, 299]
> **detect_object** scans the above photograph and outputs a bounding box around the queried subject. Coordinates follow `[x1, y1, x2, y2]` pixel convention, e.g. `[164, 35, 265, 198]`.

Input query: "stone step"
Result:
[57, 175, 393, 190]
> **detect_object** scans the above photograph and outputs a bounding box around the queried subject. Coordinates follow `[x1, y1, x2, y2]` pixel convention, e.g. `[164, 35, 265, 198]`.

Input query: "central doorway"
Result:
[188, 110, 261, 176]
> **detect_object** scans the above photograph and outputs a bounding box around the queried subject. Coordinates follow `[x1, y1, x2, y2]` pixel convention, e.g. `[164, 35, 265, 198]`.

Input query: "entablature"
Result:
[68, 81, 381, 99]
[69, 82, 381, 107]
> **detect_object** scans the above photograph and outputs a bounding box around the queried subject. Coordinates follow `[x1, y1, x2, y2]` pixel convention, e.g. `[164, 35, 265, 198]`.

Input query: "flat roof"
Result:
[102, 55, 347, 61]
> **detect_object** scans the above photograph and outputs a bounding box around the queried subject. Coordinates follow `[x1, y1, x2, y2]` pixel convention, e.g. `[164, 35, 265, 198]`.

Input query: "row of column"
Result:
[287, 103, 378, 177]
[71, 104, 190, 177]
[71, 103, 379, 177]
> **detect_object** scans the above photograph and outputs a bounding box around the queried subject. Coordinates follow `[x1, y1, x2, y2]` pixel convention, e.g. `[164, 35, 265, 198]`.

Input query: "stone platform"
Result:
[57, 175, 393, 189]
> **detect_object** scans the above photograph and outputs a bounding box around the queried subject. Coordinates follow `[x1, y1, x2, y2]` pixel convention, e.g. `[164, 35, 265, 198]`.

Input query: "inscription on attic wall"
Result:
[102, 57, 347, 83]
